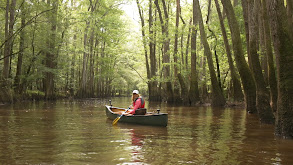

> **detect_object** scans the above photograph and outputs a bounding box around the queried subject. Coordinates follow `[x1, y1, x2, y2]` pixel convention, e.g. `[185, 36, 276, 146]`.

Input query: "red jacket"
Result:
[129, 97, 145, 114]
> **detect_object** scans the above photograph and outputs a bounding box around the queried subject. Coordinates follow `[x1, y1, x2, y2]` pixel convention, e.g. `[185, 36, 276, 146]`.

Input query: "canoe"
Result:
[105, 105, 168, 127]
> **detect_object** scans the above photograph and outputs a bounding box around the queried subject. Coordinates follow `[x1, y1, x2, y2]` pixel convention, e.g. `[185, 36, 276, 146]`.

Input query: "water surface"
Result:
[0, 97, 293, 164]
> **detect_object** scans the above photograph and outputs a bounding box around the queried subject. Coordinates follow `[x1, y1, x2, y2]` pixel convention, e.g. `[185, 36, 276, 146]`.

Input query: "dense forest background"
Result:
[1, 0, 293, 137]
[0, 0, 145, 101]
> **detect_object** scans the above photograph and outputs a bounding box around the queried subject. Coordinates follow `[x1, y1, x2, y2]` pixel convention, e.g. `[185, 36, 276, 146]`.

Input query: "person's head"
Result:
[132, 90, 140, 101]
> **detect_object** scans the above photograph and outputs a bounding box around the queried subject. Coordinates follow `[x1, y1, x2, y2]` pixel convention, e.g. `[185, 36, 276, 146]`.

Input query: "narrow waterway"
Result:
[0, 97, 292, 164]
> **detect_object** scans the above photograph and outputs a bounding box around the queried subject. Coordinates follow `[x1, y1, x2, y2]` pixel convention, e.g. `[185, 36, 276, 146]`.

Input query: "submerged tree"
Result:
[189, 0, 200, 105]
[247, 0, 274, 123]
[154, 0, 174, 102]
[195, 0, 225, 106]
[221, 0, 257, 113]
[268, 0, 293, 138]
[214, 0, 243, 102]
[261, 0, 278, 113]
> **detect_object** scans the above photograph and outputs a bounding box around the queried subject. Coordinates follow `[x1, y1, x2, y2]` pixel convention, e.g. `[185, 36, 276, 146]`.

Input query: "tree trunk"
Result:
[94, 38, 99, 97]
[268, 0, 293, 138]
[240, 0, 252, 69]
[189, 0, 200, 105]
[2, 0, 10, 79]
[248, 0, 274, 123]
[173, 0, 181, 103]
[214, 50, 221, 89]
[200, 56, 208, 102]
[137, 0, 153, 102]
[79, 3, 99, 98]
[185, 18, 192, 71]
[286, 0, 293, 41]
[0, 0, 15, 103]
[148, 0, 160, 101]
[214, 0, 243, 102]
[154, 0, 173, 102]
[137, 0, 150, 80]
[138, 0, 159, 101]
[69, 35, 77, 96]
[14, 2, 26, 94]
[262, 0, 278, 113]
[195, 0, 225, 106]
[234, 0, 239, 6]
[180, 23, 186, 70]
[44, 0, 58, 100]
[259, 3, 268, 85]
[88, 28, 95, 97]
[79, 22, 89, 98]
[3, 0, 16, 79]
[221, 0, 257, 113]
[174, 0, 188, 103]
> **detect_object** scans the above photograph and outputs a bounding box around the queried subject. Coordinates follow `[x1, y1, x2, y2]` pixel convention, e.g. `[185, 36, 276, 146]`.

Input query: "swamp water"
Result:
[1, 97, 293, 164]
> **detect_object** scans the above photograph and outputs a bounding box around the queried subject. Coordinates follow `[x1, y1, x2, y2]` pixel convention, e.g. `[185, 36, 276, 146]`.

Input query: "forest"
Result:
[1, 0, 293, 138]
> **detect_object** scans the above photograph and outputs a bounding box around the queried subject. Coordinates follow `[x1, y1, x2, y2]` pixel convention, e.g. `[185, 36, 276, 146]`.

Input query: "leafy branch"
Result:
[0, 8, 54, 51]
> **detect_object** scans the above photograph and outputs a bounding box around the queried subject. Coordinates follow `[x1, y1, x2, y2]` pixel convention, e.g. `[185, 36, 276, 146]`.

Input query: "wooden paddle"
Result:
[112, 107, 130, 125]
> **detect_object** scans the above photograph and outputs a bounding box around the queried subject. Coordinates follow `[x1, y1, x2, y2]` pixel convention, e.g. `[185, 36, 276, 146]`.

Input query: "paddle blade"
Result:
[112, 117, 120, 125]
[112, 108, 129, 125]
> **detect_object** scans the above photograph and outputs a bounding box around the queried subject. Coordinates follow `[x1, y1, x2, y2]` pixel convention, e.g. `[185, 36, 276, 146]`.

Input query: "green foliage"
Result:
[0, 0, 147, 98]
[26, 90, 45, 98]
[0, 0, 280, 102]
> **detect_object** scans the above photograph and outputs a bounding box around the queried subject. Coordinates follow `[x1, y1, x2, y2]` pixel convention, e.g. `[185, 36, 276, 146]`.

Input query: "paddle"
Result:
[112, 107, 130, 125]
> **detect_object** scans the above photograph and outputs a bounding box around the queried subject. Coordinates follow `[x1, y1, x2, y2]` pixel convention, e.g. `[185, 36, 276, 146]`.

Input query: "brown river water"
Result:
[1, 97, 293, 164]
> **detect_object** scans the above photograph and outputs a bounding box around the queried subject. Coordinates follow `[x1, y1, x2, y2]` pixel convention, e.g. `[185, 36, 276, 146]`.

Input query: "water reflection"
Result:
[112, 123, 168, 164]
[129, 128, 144, 162]
[1, 98, 293, 164]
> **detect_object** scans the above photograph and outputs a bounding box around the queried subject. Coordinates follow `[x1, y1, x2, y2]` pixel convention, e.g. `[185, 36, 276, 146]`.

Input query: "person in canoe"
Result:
[124, 90, 146, 115]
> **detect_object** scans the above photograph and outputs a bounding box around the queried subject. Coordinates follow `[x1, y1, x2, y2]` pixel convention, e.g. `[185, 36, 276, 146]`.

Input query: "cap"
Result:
[132, 90, 139, 94]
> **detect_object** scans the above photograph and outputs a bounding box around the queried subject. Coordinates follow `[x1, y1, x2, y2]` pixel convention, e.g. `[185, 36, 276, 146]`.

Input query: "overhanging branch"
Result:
[0, 8, 54, 50]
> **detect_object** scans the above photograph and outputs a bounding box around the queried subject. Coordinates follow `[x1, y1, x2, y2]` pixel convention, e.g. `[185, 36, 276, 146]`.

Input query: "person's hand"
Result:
[122, 111, 132, 116]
